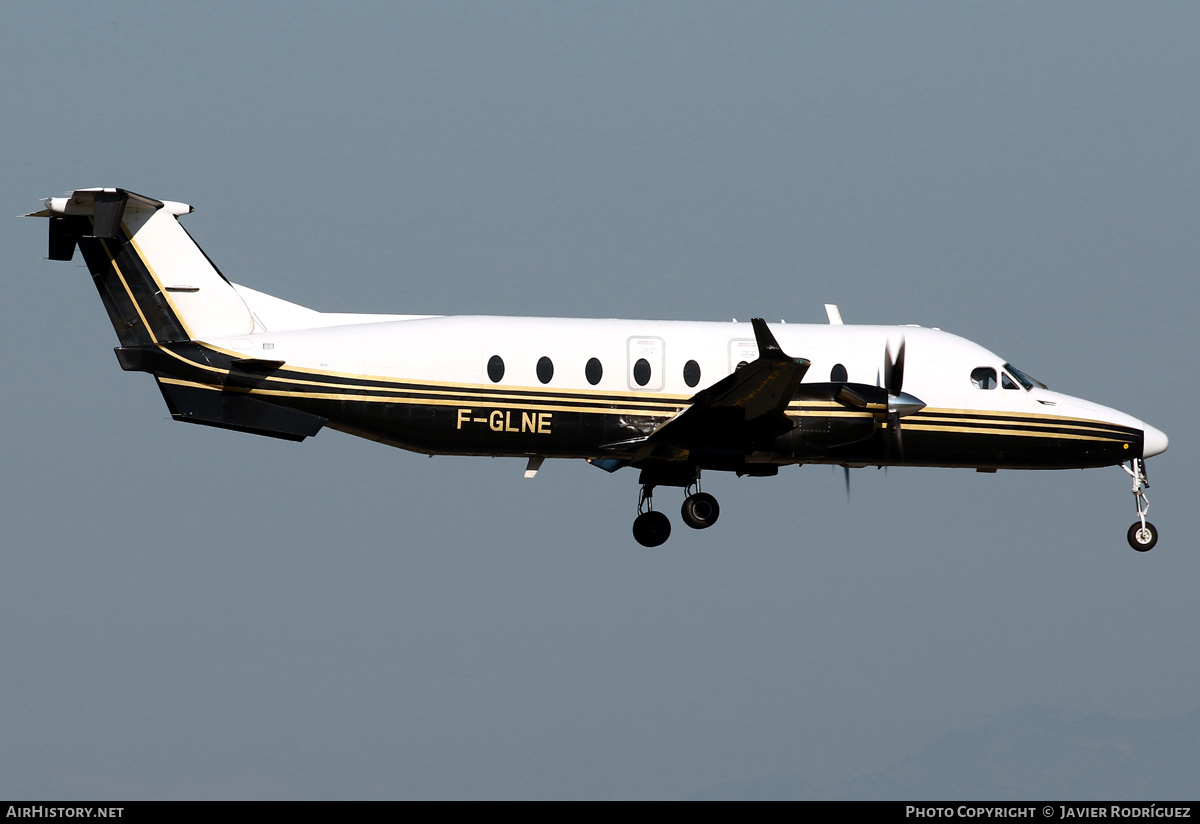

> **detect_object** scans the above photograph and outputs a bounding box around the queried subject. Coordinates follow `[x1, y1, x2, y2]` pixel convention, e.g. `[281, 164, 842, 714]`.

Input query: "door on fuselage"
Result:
[729, 338, 759, 374]
[627, 337, 664, 391]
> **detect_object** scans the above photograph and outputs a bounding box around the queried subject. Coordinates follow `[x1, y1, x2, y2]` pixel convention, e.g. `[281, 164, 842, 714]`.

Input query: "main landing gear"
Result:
[680, 483, 720, 530]
[632, 486, 671, 548]
[1122, 458, 1158, 552]
[632, 481, 721, 547]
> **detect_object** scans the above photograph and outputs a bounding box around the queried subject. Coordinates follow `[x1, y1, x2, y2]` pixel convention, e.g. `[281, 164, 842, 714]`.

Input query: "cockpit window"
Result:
[971, 367, 997, 389]
[1002, 363, 1047, 390]
[1002, 372, 1018, 390]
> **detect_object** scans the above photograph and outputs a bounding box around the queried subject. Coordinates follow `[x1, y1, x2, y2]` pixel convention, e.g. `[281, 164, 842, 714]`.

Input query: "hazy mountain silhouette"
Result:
[689, 706, 1200, 800]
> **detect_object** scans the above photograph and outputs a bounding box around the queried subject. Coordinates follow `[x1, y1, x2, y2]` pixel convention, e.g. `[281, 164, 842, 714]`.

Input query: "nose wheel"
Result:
[1127, 521, 1158, 552]
[1121, 458, 1158, 552]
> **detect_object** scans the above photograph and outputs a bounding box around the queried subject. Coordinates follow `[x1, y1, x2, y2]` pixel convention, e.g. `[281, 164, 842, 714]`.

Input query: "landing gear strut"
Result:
[632, 485, 671, 547]
[680, 482, 720, 530]
[1122, 458, 1158, 552]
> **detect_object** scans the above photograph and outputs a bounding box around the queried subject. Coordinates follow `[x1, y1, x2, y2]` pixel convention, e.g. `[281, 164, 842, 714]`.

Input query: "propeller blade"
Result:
[843, 465, 851, 499]
[881, 337, 917, 464]
[885, 338, 906, 396]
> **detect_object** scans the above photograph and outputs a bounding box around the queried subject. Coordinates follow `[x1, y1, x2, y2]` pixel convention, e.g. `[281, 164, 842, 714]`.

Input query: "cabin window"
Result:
[585, 357, 603, 386]
[735, 360, 749, 371]
[1002, 372, 1019, 390]
[537, 357, 554, 384]
[683, 359, 701, 388]
[633, 358, 652, 387]
[971, 367, 997, 389]
[830, 363, 848, 383]
[487, 355, 505, 383]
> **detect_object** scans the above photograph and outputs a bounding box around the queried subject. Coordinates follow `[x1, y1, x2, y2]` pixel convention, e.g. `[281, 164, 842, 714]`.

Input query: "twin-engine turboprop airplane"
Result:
[27, 188, 1169, 549]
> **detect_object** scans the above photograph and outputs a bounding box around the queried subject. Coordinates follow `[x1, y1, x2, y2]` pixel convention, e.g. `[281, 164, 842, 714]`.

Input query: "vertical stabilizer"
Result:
[29, 188, 254, 344]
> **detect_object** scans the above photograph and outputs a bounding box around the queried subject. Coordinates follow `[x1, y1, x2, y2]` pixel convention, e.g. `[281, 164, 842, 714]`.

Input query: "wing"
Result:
[607, 318, 810, 455]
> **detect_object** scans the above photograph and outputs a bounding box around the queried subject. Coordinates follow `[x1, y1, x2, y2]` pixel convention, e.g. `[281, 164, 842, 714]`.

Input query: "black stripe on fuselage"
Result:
[150, 343, 1141, 441]
[822, 422, 1141, 470]
[142, 344, 1141, 468]
[162, 345, 1137, 437]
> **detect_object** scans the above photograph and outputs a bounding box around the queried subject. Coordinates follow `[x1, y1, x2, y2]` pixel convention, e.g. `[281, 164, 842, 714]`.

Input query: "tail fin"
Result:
[27, 188, 253, 345]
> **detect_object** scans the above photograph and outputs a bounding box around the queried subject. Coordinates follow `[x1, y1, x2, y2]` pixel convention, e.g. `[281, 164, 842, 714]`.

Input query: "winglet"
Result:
[750, 318, 788, 360]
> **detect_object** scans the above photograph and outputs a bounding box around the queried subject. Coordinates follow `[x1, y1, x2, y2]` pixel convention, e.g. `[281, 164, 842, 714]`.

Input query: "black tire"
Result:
[680, 492, 720, 530]
[1127, 521, 1158, 552]
[633, 511, 671, 547]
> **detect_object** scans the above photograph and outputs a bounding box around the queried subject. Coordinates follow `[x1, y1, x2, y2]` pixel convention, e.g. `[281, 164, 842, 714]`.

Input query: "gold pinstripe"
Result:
[143, 349, 1133, 436]
[157, 377, 689, 417]
[127, 230, 193, 339]
[97, 236, 159, 345]
[911, 406, 1133, 427]
[104, 227, 1135, 444]
[157, 377, 1132, 445]
[911, 415, 1128, 436]
[903, 422, 1130, 443]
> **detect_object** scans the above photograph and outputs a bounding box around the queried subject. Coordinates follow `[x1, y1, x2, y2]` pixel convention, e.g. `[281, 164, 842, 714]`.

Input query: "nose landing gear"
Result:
[1122, 458, 1158, 552]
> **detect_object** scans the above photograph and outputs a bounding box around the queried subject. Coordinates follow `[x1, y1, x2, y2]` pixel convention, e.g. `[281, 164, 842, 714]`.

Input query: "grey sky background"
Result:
[2, 2, 1197, 799]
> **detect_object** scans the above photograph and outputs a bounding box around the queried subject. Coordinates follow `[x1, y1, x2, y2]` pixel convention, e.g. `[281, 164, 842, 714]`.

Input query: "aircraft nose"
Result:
[1142, 423, 1169, 458]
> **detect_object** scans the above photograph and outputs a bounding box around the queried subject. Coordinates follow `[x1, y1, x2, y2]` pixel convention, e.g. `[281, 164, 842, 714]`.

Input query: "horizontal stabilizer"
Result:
[157, 380, 325, 442]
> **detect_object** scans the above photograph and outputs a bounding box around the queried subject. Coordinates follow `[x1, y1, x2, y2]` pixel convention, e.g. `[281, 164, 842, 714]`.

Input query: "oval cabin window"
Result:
[683, 359, 701, 388]
[487, 355, 505, 383]
[633, 358, 651, 387]
[830, 363, 848, 383]
[585, 358, 603, 386]
[537, 356, 554, 384]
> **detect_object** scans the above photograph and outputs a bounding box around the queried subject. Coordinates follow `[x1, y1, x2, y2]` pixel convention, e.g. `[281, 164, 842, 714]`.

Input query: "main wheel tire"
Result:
[1127, 521, 1158, 552]
[633, 511, 671, 547]
[680, 492, 720, 530]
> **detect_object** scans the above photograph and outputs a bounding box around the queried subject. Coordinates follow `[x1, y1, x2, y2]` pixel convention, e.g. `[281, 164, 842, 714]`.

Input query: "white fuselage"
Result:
[203, 308, 1166, 460]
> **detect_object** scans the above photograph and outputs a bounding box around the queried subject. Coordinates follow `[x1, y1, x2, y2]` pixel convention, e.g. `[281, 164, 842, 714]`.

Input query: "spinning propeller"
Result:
[880, 337, 925, 461]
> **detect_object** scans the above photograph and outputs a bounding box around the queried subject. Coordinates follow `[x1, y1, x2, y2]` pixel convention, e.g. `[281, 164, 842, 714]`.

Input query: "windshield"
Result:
[1003, 363, 1047, 390]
